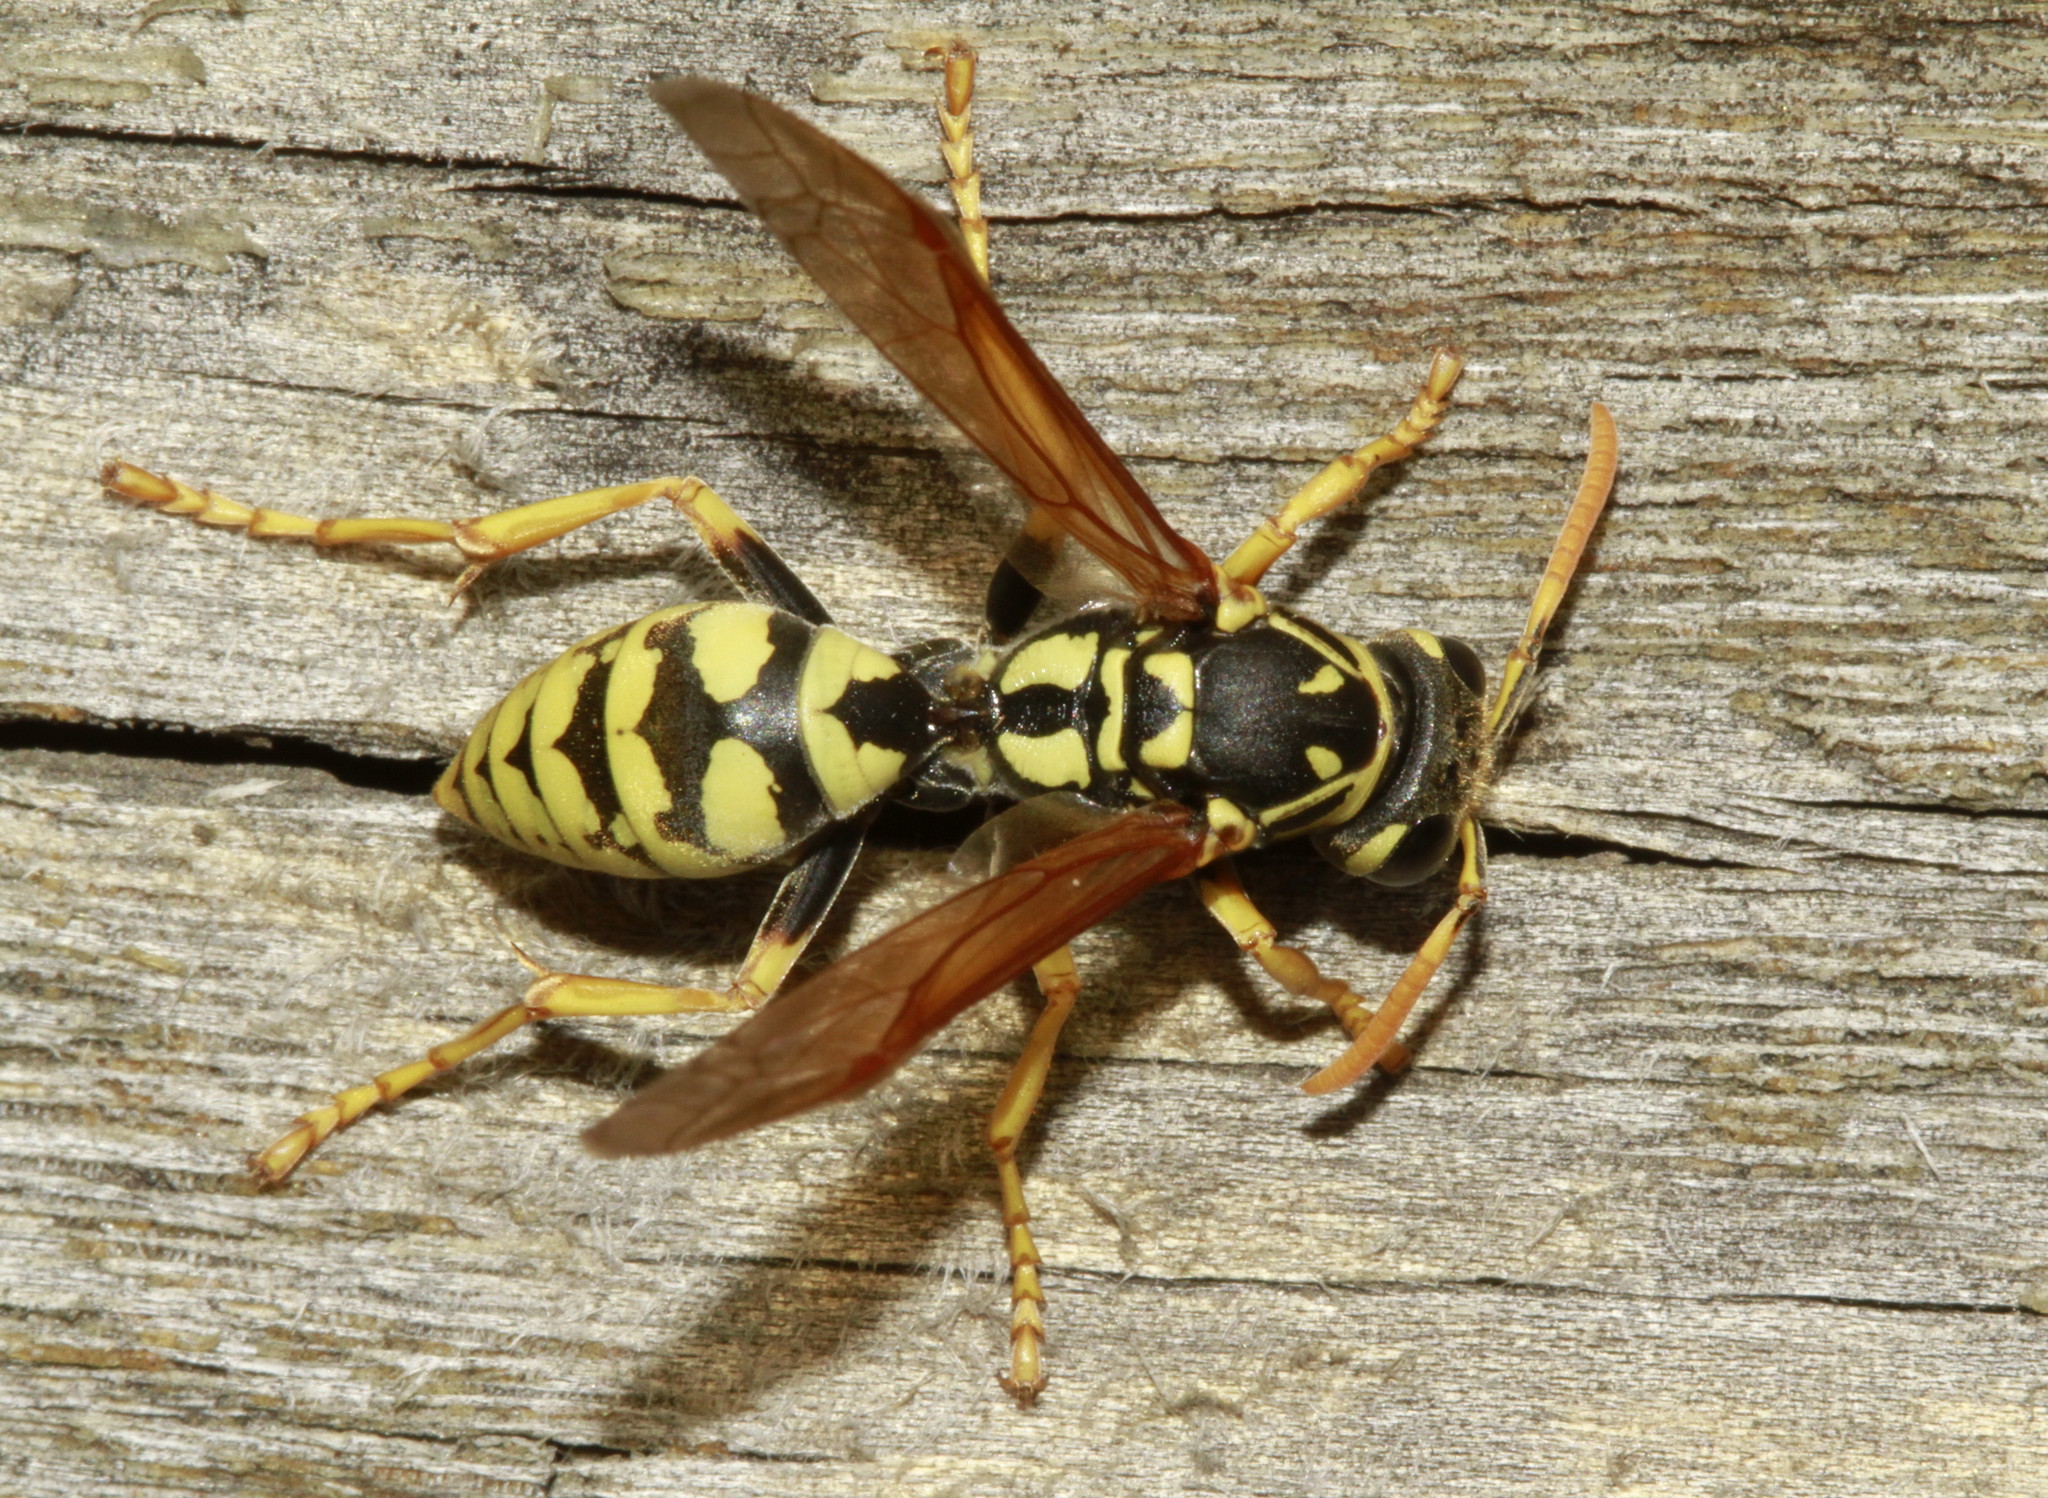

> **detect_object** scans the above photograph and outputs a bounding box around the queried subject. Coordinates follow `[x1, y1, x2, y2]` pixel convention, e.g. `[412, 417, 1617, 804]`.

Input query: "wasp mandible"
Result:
[102, 44, 1616, 1405]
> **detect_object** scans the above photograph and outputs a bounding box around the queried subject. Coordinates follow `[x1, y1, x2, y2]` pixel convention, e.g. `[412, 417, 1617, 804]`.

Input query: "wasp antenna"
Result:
[1487, 401, 1618, 741]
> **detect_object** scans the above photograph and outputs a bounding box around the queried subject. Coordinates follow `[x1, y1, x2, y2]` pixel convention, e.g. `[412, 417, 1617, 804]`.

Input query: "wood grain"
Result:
[4, 4, 2045, 1495]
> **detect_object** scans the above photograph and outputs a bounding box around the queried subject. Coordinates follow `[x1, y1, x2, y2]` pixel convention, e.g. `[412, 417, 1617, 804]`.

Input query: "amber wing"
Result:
[651, 75, 1216, 620]
[583, 807, 1208, 1156]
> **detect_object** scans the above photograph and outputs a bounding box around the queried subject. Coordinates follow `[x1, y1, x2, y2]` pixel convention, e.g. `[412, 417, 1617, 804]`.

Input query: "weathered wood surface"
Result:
[4, 3, 2046, 1495]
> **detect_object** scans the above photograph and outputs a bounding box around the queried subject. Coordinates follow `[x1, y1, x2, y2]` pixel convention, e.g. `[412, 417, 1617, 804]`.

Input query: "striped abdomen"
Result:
[435, 601, 937, 878]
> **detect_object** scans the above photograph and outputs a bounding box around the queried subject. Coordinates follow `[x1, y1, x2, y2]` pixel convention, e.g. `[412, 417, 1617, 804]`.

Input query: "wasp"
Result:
[101, 45, 1615, 1405]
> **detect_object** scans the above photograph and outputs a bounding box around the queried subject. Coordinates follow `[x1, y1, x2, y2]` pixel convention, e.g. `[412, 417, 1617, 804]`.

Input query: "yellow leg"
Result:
[250, 963, 750, 1184]
[1196, 856, 1418, 1078]
[253, 819, 866, 1183]
[928, 40, 989, 285]
[925, 43, 1083, 645]
[1221, 350, 1465, 588]
[1298, 817, 1489, 1096]
[101, 462, 787, 603]
[1280, 410, 1617, 1096]
[986, 943, 1080, 1408]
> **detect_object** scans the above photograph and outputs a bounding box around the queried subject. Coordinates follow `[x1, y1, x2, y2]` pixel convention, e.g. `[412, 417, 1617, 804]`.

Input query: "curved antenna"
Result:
[1302, 401, 1616, 1097]
[1487, 401, 1618, 740]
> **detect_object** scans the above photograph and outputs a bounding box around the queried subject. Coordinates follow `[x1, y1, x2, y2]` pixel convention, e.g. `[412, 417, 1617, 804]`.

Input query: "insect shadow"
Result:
[647, 321, 1022, 606]
[584, 880, 1206, 1427]
[425, 720, 1484, 1422]
[434, 819, 1423, 1423]
[441, 825, 1470, 1424]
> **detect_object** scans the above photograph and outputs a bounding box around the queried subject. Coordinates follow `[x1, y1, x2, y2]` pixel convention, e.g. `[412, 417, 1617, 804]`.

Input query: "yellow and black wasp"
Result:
[101, 46, 1616, 1405]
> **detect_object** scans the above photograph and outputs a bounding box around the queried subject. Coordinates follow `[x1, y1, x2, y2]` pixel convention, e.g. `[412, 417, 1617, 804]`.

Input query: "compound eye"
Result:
[1440, 636, 1486, 697]
[1365, 814, 1459, 887]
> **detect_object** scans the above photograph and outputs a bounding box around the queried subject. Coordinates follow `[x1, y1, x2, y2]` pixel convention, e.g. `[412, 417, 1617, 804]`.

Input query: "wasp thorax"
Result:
[1314, 628, 1488, 885]
[1144, 611, 1397, 841]
[979, 605, 1398, 847]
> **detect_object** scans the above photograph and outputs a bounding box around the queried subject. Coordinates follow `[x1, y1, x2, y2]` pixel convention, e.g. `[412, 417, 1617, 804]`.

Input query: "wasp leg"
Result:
[100, 462, 829, 620]
[923, 39, 1061, 642]
[1297, 819, 1489, 1096]
[1196, 855, 1430, 1079]
[1220, 350, 1465, 588]
[648, 475, 831, 623]
[985, 504, 1066, 643]
[249, 967, 745, 1184]
[986, 943, 1079, 1408]
[252, 820, 868, 1184]
[929, 40, 989, 283]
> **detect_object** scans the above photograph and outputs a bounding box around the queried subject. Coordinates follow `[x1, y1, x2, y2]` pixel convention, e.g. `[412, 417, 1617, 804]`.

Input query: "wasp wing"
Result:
[583, 805, 1207, 1157]
[650, 76, 1217, 620]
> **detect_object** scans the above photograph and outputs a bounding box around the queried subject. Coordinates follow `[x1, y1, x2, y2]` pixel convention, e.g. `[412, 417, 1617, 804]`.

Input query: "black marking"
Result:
[1120, 631, 1199, 798]
[1440, 634, 1486, 696]
[999, 683, 1079, 738]
[893, 752, 979, 812]
[1314, 632, 1484, 885]
[756, 815, 869, 948]
[637, 609, 826, 857]
[1277, 611, 1358, 662]
[984, 554, 1044, 643]
[1369, 813, 1461, 887]
[720, 528, 832, 626]
[497, 721, 541, 803]
[1190, 619, 1380, 814]
[987, 605, 1139, 802]
[560, 635, 658, 868]
[1260, 782, 1355, 841]
[831, 669, 935, 757]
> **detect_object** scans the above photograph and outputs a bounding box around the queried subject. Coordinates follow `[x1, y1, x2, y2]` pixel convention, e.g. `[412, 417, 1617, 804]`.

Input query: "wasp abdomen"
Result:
[435, 601, 936, 878]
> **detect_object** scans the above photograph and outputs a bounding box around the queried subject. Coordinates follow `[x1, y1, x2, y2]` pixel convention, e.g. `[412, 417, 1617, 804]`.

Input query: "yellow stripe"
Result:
[430, 757, 469, 823]
[1270, 612, 1374, 680]
[1137, 650, 1194, 770]
[1137, 713, 1193, 770]
[455, 708, 513, 846]
[1255, 776, 1354, 831]
[528, 647, 601, 840]
[528, 640, 659, 878]
[999, 630, 1099, 694]
[1096, 646, 1130, 773]
[997, 728, 1091, 789]
[1143, 651, 1193, 704]
[700, 737, 786, 859]
[690, 602, 777, 703]
[1340, 821, 1409, 877]
[798, 626, 907, 816]
[486, 667, 564, 856]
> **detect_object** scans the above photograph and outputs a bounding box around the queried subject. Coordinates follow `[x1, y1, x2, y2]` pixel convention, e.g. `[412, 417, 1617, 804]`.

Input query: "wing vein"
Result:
[650, 75, 1216, 617]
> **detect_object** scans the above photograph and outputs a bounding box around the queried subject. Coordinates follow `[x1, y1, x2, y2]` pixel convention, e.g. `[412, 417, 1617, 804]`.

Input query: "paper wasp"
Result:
[100, 45, 1615, 1405]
